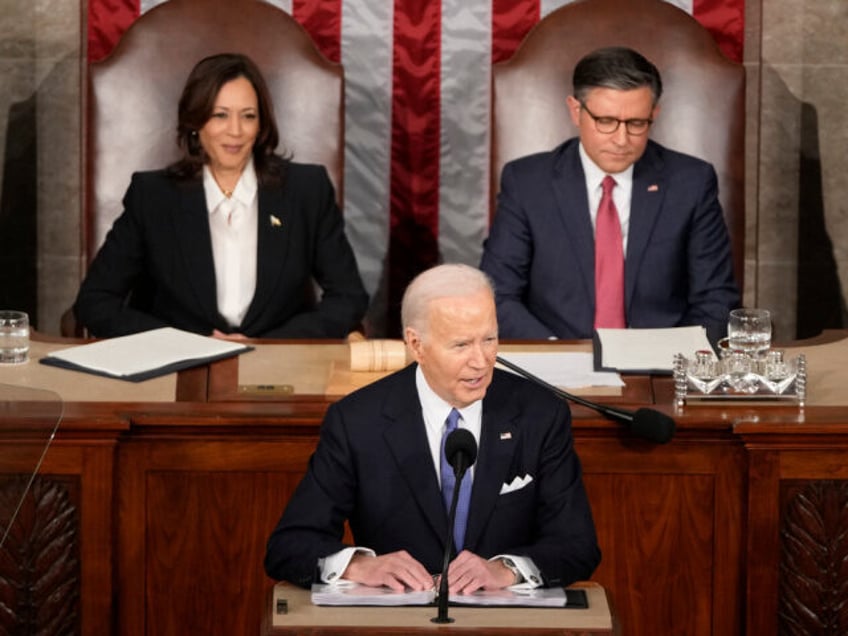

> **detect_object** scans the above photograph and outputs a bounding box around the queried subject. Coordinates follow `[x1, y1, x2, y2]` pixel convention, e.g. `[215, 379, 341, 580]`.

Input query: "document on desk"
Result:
[311, 582, 435, 606]
[497, 352, 624, 392]
[310, 583, 568, 607]
[40, 327, 252, 382]
[594, 326, 713, 374]
[450, 586, 568, 607]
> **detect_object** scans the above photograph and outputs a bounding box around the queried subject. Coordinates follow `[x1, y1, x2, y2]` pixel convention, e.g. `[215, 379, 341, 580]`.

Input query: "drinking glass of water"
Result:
[0, 310, 29, 364]
[727, 308, 771, 358]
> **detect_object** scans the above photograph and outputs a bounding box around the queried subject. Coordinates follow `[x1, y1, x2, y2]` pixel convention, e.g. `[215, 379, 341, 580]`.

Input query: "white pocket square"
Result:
[499, 474, 533, 495]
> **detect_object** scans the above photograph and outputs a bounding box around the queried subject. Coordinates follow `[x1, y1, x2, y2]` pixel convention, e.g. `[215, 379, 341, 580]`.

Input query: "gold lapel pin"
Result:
[270, 214, 282, 227]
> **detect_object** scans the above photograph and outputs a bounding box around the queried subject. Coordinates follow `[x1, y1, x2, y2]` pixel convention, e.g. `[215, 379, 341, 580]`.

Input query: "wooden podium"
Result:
[262, 582, 617, 635]
[8, 334, 848, 634]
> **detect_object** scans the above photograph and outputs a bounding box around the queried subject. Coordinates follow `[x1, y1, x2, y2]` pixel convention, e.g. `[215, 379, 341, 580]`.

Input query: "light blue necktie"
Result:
[440, 408, 472, 551]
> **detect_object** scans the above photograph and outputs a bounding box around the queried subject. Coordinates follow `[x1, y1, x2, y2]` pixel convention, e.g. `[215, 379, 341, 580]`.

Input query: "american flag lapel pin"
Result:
[270, 214, 282, 227]
[499, 431, 512, 440]
[647, 184, 659, 192]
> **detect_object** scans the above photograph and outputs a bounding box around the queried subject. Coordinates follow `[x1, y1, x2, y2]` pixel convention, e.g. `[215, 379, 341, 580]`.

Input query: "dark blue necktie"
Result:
[440, 408, 472, 551]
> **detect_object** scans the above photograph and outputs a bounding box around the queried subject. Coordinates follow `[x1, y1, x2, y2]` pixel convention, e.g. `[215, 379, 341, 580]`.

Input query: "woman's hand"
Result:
[212, 329, 248, 341]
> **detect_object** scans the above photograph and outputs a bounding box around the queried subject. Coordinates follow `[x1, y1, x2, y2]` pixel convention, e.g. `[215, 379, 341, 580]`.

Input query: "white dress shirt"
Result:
[203, 159, 258, 328]
[415, 366, 481, 486]
[578, 142, 634, 252]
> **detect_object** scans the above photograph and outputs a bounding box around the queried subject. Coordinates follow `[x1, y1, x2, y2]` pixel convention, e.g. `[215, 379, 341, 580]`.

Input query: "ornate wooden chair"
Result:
[491, 0, 745, 286]
[64, 0, 342, 336]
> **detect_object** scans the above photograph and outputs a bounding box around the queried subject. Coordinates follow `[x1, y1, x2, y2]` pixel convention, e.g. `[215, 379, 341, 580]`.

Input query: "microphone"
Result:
[495, 355, 675, 444]
[432, 428, 477, 624]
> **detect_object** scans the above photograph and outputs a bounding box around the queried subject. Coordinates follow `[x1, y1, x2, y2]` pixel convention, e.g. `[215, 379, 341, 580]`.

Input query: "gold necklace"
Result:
[211, 170, 237, 198]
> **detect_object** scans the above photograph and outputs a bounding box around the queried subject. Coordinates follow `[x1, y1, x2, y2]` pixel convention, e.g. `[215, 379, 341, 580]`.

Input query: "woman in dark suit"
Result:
[74, 53, 368, 339]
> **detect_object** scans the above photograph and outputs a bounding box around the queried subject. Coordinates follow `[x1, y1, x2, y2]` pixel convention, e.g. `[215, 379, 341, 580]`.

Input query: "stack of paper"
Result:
[497, 352, 624, 392]
[451, 587, 567, 607]
[594, 326, 714, 374]
[310, 582, 568, 607]
[311, 582, 435, 606]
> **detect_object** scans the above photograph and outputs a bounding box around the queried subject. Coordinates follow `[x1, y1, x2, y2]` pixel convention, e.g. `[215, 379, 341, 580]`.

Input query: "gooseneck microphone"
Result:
[495, 355, 675, 444]
[432, 428, 477, 624]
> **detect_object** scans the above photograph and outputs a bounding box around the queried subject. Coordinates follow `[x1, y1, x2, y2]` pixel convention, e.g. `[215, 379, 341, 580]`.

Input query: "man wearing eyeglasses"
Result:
[480, 46, 739, 345]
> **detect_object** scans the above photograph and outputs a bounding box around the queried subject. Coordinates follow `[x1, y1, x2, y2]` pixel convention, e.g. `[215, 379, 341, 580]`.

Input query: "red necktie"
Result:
[594, 175, 625, 329]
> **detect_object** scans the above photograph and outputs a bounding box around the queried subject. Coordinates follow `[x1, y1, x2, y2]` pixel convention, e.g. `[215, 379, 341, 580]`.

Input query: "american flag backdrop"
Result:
[88, 0, 744, 336]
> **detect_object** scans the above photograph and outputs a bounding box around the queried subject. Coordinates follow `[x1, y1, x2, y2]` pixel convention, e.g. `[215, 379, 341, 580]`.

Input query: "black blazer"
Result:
[74, 163, 368, 338]
[264, 364, 601, 589]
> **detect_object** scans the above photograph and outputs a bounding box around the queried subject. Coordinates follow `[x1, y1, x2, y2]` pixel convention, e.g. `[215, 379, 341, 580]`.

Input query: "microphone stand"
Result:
[431, 463, 467, 624]
[495, 355, 676, 443]
[496, 354, 614, 412]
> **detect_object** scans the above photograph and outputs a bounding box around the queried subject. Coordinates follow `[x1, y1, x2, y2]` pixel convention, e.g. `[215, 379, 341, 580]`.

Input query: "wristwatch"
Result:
[500, 558, 523, 584]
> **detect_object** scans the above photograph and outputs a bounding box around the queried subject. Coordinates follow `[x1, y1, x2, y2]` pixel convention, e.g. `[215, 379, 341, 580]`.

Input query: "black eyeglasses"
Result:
[579, 102, 653, 136]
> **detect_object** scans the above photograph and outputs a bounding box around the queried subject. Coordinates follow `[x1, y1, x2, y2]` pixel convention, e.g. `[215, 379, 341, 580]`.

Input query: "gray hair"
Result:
[401, 264, 494, 336]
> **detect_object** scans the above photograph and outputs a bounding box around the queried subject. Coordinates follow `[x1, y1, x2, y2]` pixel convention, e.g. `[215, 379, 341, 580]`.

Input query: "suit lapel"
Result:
[381, 367, 449, 546]
[173, 181, 220, 325]
[626, 143, 666, 306]
[551, 142, 596, 305]
[463, 382, 519, 552]
[242, 185, 290, 327]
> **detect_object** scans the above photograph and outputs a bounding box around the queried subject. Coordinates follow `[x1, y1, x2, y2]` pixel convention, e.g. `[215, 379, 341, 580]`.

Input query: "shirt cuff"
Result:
[318, 547, 376, 584]
[490, 554, 543, 589]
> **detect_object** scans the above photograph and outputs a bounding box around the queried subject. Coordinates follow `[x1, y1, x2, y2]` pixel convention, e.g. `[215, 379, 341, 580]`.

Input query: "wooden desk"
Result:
[3, 337, 848, 635]
[262, 582, 616, 635]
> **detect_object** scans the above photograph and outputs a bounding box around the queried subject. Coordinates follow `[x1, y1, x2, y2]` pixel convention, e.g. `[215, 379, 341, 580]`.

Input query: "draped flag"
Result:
[88, 0, 744, 336]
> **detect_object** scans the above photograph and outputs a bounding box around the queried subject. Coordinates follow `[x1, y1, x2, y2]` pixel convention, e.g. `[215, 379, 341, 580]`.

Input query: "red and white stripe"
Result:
[88, 0, 744, 335]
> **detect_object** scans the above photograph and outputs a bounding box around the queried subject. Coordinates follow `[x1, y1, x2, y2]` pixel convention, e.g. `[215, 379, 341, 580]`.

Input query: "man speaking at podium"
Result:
[264, 264, 600, 594]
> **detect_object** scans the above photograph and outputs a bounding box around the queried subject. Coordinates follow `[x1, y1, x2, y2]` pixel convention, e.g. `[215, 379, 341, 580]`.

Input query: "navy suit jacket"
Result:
[264, 364, 600, 589]
[480, 139, 740, 344]
[74, 162, 368, 338]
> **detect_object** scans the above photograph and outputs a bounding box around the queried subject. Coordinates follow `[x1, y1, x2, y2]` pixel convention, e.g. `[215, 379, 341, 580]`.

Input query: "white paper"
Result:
[596, 326, 713, 372]
[44, 327, 249, 377]
[451, 586, 567, 607]
[310, 582, 567, 607]
[497, 352, 624, 389]
[311, 582, 435, 606]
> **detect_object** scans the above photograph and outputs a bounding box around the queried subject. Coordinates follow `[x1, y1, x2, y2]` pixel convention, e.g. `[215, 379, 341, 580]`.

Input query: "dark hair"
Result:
[572, 47, 663, 105]
[167, 52, 288, 183]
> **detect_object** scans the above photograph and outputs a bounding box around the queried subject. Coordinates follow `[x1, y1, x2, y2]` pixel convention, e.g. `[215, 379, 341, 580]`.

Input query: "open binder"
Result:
[310, 582, 587, 609]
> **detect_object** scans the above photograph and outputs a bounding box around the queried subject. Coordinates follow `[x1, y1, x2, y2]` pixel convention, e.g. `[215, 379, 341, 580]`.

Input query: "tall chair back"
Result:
[84, 0, 343, 261]
[491, 0, 745, 286]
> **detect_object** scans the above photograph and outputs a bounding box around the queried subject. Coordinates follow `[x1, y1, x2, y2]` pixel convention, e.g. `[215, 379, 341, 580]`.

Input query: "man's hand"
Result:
[446, 551, 517, 595]
[343, 551, 434, 591]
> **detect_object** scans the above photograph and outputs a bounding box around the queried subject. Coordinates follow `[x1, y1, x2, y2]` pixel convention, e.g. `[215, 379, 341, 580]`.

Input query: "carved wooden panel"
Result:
[780, 480, 848, 635]
[0, 475, 80, 635]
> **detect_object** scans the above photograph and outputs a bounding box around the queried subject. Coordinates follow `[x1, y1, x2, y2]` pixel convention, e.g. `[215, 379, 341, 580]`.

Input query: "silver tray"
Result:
[673, 349, 806, 406]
